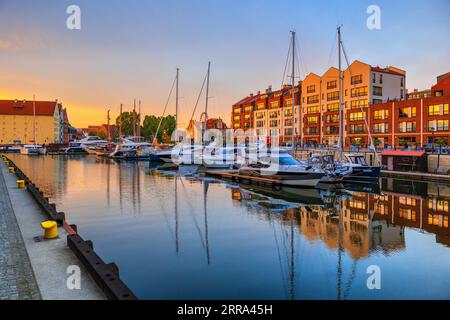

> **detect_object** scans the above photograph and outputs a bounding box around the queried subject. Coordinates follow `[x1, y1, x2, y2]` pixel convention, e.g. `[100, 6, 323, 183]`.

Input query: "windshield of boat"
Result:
[259, 155, 299, 166]
[349, 156, 367, 165]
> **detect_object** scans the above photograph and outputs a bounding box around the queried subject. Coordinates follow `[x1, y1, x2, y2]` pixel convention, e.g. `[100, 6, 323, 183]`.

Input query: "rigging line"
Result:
[341, 40, 380, 165]
[343, 259, 358, 300]
[281, 38, 292, 87]
[189, 70, 208, 125]
[327, 32, 338, 68]
[153, 75, 177, 145]
[271, 218, 289, 299]
[178, 177, 207, 249]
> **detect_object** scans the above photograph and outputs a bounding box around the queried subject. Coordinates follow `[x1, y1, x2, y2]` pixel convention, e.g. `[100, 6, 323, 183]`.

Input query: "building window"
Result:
[325, 126, 339, 134]
[372, 99, 382, 104]
[256, 121, 265, 127]
[305, 127, 317, 134]
[428, 119, 449, 131]
[269, 111, 278, 119]
[307, 106, 320, 114]
[269, 120, 279, 127]
[244, 114, 251, 120]
[244, 106, 253, 112]
[399, 197, 416, 206]
[284, 119, 293, 126]
[306, 116, 318, 124]
[256, 103, 265, 110]
[270, 101, 280, 109]
[373, 86, 383, 96]
[327, 80, 337, 90]
[233, 115, 240, 121]
[307, 95, 319, 104]
[401, 77, 404, 87]
[284, 109, 292, 116]
[234, 108, 241, 114]
[327, 91, 339, 101]
[327, 103, 339, 112]
[398, 121, 416, 133]
[349, 111, 365, 121]
[350, 99, 368, 109]
[399, 107, 416, 118]
[351, 75, 363, 85]
[349, 124, 366, 134]
[428, 104, 449, 116]
[255, 112, 265, 119]
[373, 123, 388, 133]
[351, 87, 368, 98]
[374, 109, 389, 120]
[325, 114, 339, 123]
[372, 74, 376, 84]
[307, 85, 316, 93]
[380, 74, 383, 84]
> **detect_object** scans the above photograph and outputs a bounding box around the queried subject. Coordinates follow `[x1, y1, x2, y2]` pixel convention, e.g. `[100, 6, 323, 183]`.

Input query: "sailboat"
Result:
[20, 96, 47, 155]
[238, 32, 329, 187]
[334, 27, 381, 182]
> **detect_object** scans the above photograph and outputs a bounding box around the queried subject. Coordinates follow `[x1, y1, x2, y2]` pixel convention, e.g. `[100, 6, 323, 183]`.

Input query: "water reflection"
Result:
[7, 154, 450, 299]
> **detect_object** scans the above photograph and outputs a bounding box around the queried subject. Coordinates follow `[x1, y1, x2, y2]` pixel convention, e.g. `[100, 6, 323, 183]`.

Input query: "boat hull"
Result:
[343, 166, 381, 182]
[239, 169, 324, 187]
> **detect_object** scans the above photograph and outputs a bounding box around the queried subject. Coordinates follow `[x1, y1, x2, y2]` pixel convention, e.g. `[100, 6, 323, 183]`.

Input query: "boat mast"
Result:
[133, 99, 136, 138]
[33, 95, 36, 145]
[176, 68, 179, 131]
[138, 100, 141, 142]
[338, 26, 344, 162]
[107, 109, 111, 142]
[119, 103, 123, 145]
[291, 31, 297, 148]
[204, 62, 211, 134]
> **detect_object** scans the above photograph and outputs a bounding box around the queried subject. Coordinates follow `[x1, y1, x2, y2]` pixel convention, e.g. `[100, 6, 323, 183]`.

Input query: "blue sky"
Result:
[0, 0, 449, 127]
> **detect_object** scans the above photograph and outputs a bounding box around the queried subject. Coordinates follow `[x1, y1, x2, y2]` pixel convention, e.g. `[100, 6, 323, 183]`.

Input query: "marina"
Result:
[4, 153, 450, 299]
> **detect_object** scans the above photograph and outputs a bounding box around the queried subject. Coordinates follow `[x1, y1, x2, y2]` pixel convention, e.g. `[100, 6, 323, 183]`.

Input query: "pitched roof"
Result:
[371, 66, 405, 76]
[0, 99, 57, 116]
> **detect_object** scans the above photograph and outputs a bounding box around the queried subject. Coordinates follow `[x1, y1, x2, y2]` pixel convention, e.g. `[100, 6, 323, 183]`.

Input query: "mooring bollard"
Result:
[9, 167, 15, 173]
[17, 180, 25, 189]
[40, 221, 58, 239]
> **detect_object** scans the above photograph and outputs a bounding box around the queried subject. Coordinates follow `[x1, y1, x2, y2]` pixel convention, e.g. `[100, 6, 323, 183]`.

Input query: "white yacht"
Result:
[239, 150, 326, 187]
[20, 144, 46, 155]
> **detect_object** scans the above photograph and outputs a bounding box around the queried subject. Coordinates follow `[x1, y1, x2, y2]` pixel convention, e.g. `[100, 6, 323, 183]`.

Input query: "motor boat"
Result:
[238, 150, 326, 187]
[340, 154, 381, 182]
[201, 145, 246, 169]
[20, 144, 46, 155]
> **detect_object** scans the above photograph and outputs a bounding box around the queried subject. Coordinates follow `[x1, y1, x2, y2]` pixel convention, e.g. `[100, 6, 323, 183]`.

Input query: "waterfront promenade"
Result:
[0, 160, 104, 300]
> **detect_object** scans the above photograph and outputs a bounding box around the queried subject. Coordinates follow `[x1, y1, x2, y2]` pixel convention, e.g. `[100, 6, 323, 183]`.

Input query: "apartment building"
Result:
[301, 60, 406, 146]
[232, 84, 301, 144]
[0, 99, 68, 145]
[350, 72, 450, 148]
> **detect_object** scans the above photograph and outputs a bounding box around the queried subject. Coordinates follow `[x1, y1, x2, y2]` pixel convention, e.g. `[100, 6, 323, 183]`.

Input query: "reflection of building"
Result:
[230, 180, 450, 258]
[0, 99, 69, 145]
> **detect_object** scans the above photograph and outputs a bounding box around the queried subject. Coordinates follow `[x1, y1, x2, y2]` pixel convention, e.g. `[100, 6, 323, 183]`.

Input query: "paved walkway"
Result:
[0, 160, 105, 300]
[0, 163, 41, 300]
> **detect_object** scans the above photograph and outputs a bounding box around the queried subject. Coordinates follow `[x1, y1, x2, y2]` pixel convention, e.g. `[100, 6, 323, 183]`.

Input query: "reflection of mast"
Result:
[289, 208, 296, 300]
[107, 160, 111, 207]
[337, 196, 344, 300]
[175, 175, 179, 254]
[203, 181, 211, 265]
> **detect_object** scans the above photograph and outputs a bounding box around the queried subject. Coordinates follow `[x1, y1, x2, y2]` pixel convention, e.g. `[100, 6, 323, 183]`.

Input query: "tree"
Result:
[115, 112, 141, 137]
[142, 114, 176, 143]
[373, 138, 382, 149]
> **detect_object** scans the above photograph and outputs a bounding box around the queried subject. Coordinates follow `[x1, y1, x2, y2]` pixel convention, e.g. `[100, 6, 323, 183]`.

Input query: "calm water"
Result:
[8, 154, 450, 299]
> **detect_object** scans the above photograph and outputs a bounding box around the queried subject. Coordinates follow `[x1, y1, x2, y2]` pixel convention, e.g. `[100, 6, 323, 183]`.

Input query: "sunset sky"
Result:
[0, 0, 449, 128]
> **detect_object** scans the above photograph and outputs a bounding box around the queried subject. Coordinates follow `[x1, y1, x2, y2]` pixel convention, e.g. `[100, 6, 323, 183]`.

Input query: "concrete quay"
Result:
[0, 159, 105, 300]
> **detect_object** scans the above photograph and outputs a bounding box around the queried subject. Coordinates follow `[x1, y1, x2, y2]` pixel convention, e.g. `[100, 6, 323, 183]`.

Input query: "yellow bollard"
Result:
[17, 180, 25, 189]
[40, 221, 58, 239]
[9, 167, 15, 173]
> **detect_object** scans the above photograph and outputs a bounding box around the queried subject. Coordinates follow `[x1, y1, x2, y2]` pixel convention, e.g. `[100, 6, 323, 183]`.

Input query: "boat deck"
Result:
[205, 169, 283, 186]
